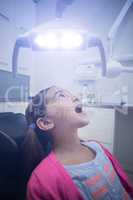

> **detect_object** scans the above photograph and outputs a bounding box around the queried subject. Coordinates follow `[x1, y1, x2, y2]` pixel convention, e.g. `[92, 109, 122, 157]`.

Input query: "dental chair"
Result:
[0, 112, 52, 199]
[0, 130, 18, 200]
[0, 112, 27, 146]
[0, 112, 27, 200]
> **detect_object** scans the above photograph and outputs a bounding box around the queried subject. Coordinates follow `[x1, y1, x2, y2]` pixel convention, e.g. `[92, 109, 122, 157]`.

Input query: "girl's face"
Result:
[44, 86, 90, 129]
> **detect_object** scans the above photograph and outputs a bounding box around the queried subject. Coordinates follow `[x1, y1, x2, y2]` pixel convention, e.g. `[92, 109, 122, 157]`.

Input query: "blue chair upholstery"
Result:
[0, 112, 27, 200]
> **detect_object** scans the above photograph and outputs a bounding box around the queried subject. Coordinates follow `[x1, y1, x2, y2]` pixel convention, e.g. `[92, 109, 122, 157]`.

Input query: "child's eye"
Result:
[59, 93, 65, 98]
[73, 97, 80, 102]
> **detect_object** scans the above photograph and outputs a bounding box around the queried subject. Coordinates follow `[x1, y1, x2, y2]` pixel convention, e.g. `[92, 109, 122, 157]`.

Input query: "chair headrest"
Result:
[0, 112, 27, 140]
[0, 130, 18, 174]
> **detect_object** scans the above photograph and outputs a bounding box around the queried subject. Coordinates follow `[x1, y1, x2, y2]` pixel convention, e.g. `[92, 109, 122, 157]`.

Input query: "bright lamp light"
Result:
[34, 33, 58, 49]
[34, 30, 83, 49]
[60, 32, 83, 49]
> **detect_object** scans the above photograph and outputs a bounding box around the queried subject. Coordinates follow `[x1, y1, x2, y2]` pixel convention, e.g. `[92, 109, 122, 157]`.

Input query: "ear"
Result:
[36, 117, 54, 131]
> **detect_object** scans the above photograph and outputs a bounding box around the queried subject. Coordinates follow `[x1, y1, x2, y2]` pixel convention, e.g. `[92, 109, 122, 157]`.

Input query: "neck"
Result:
[52, 128, 82, 154]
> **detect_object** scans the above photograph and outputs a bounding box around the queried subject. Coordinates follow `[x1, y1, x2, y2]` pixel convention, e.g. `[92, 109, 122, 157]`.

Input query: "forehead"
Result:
[46, 86, 71, 101]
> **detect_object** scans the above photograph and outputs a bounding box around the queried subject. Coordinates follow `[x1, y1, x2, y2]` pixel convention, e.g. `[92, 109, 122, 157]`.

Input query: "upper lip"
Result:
[75, 103, 82, 108]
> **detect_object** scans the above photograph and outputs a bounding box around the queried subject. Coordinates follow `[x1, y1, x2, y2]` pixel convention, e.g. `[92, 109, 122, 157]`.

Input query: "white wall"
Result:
[0, 0, 36, 113]
[0, 0, 36, 72]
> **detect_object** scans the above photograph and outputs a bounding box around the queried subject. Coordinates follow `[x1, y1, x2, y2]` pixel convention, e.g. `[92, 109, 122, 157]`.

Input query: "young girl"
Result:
[23, 85, 133, 200]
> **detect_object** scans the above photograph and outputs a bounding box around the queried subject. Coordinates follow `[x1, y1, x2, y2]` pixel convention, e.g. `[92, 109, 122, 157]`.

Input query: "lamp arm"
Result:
[88, 37, 107, 76]
[12, 36, 30, 77]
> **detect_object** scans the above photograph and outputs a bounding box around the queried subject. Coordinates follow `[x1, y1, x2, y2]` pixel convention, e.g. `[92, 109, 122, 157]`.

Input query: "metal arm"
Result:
[88, 37, 107, 76]
[108, 0, 133, 58]
[12, 36, 30, 77]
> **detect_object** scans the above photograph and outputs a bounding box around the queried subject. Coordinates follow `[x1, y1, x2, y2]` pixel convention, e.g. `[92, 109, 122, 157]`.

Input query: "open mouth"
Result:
[75, 104, 83, 113]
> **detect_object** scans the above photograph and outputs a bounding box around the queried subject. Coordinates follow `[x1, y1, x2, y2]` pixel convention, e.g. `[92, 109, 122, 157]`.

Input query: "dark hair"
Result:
[21, 87, 53, 182]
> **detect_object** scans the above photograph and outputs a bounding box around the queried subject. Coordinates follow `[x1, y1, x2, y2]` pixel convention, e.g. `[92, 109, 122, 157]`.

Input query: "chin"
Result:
[75, 114, 90, 128]
[70, 109, 90, 128]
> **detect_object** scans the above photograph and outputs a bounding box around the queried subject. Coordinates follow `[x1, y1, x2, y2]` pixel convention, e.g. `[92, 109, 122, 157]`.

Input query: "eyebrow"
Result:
[53, 90, 63, 98]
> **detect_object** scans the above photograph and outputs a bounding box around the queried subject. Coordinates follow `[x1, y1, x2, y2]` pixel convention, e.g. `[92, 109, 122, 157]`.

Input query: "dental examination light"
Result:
[34, 33, 59, 49]
[34, 31, 83, 49]
[12, 23, 107, 77]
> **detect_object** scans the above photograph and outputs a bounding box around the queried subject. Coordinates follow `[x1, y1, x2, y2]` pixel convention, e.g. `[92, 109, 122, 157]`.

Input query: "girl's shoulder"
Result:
[27, 151, 59, 191]
[33, 151, 57, 175]
[80, 139, 103, 152]
[28, 152, 55, 180]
